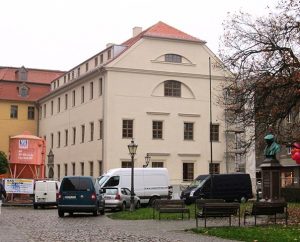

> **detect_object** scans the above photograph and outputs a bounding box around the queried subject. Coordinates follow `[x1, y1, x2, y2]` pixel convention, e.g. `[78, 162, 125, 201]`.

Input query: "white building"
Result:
[38, 22, 242, 186]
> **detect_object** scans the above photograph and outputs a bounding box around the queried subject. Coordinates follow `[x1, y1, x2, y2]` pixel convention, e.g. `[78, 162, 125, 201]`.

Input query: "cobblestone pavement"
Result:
[0, 206, 237, 242]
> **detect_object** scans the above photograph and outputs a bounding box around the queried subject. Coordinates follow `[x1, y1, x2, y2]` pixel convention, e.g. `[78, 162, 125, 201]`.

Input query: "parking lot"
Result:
[0, 206, 235, 242]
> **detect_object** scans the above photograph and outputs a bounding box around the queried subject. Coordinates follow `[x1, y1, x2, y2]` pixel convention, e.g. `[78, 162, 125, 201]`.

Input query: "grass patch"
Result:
[191, 226, 300, 242]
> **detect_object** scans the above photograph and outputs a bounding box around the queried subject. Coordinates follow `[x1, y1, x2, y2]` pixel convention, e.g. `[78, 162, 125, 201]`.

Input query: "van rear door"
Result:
[35, 181, 47, 203]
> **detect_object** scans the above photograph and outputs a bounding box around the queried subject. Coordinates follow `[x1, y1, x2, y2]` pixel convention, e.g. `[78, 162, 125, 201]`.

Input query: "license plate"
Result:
[64, 196, 76, 199]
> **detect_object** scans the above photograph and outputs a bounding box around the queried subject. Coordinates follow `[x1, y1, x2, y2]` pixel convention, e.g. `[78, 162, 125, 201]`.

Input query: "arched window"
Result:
[165, 54, 182, 63]
[164, 80, 181, 97]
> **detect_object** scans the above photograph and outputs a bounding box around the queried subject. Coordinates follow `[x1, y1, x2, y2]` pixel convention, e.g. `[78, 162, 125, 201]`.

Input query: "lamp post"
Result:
[128, 138, 138, 211]
[143, 153, 151, 168]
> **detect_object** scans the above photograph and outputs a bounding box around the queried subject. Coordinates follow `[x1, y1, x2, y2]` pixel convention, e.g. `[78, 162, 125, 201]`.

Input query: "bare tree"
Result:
[219, 0, 300, 152]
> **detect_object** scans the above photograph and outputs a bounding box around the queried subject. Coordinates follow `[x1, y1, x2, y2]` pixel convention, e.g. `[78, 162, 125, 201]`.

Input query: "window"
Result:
[10, 105, 18, 119]
[152, 121, 163, 139]
[51, 101, 54, 115]
[122, 119, 133, 138]
[51, 133, 54, 149]
[183, 163, 194, 181]
[68, 73, 71, 81]
[72, 163, 75, 176]
[64, 163, 68, 176]
[65, 129, 68, 146]
[19, 86, 29, 97]
[57, 97, 61, 113]
[100, 54, 103, 64]
[210, 124, 219, 142]
[72, 90, 76, 106]
[164, 80, 181, 97]
[89, 161, 94, 176]
[57, 131, 61, 148]
[77, 67, 80, 77]
[80, 162, 84, 176]
[98, 160, 103, 176]
[209, 163, 220, 174]
[90, 122, 94, 141]
[165, 54, 182, 63]
[53, 82, 56, 89]
[152, 162, 164, 168]
[85, 62, 89, 72]
[122, 161, 132, 168]
[107, 49, 111, 59]
[72, 127, 76, 145]
[81, 125, 85, 143]
[57, 164, 61, 180]
[90, 82, 93, 100]
[39, 107, 42, 120]
[99, 78, 103, 96]
[72, 71, 74, 79]
[64, 76, 66, 83]
[99, 120, 103, 139]
[43, 104, 46, 118]
[184, 122, 194, 140]
[28, 106, 35, 120]
[95, 56, 98, 66]
[81, 86, 85, 103]
[65, 94, 68, 110]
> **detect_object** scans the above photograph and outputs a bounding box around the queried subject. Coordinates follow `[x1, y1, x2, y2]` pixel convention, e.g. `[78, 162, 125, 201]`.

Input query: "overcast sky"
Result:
[0, 0, 276, 71]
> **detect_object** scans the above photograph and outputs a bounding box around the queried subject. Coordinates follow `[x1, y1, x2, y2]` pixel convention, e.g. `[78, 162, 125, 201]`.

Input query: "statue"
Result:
[264, 134, 280, 161]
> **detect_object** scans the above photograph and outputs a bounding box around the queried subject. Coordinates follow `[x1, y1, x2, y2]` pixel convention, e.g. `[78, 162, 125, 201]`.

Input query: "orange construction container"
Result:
[8, 131, 46, 179]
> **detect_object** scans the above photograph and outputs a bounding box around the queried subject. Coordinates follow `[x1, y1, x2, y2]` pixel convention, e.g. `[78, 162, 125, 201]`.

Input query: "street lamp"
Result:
[143, 153, 151, 168]
[128, 138, 138, 211]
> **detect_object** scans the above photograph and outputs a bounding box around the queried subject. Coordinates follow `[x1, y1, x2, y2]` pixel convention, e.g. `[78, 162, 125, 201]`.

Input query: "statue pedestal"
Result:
[260, 158, 281, 200]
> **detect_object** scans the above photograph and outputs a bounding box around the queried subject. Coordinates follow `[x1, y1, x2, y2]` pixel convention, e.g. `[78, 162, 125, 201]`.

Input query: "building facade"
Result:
[38, 22, 247, 185]
[0, 66, 64, 156]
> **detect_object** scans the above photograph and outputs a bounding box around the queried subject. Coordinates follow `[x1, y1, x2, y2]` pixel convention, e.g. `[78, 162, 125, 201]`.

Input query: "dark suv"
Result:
[57, 176, 105, 217]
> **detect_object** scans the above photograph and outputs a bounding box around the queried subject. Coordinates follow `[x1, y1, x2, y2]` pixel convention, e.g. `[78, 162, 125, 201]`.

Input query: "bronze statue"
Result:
[264, 134, 280, 160]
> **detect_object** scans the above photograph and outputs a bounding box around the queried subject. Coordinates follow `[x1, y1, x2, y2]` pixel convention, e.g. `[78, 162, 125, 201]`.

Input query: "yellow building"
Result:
[0, 66, 64, 156]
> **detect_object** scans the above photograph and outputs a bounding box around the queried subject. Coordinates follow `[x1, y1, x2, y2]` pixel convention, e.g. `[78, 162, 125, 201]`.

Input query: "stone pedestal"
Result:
[260, 158, 281, 200]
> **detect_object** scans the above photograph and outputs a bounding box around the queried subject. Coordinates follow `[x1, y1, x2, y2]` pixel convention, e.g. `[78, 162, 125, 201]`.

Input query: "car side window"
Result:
[104, 176, 120, 187]
[121, 188, 127, 195]
[124, 188, 131, 195]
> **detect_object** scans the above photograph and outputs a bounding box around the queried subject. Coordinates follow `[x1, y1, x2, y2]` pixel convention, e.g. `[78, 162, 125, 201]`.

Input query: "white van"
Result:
[98, 168, 172, 205]
[33, 180, 60, 209]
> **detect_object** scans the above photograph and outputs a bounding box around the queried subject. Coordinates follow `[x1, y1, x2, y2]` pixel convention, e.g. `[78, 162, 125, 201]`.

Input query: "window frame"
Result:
[210, 124, 220, 142]
[183, 162, 194, 182]
[122, 119, 133, 138]
[152, 120, 163, 139]
[184, 122, 194, 140]
[164, 80, 181, 97]
[27, 106, 35, 120]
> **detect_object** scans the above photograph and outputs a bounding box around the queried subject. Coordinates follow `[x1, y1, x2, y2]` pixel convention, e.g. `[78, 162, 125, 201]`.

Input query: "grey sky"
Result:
[0, 0, 276, 71]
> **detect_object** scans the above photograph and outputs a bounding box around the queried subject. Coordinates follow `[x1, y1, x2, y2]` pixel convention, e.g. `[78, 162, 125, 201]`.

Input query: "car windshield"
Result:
[98, 176, 109, 186]
[189, 176, 208, 188]
[61, 178, 92, 191]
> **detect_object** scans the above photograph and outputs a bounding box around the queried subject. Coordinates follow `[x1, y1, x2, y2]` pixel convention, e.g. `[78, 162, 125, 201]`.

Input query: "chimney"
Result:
[133, 27, 142, 37]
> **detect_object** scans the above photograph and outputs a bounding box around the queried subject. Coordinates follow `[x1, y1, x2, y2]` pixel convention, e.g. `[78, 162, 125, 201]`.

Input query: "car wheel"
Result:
[58, 209, 64, 218]
[121, 202, 126, 211]
[93, 210, 98, 216]
[149, 197, 159, 207]
[33, 204, 38, 209]
[135, 201, 141, 209]
[100, 208, 105, 215]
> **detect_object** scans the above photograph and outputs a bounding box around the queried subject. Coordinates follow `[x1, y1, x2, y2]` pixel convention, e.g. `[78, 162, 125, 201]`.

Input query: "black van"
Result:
[57, 176, 105, 217]
[180, 173, 253, 204]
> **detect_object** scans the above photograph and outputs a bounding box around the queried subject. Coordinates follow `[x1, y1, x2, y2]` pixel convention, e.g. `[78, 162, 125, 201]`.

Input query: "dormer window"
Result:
[164, 80, 181, 97]
[165, 54, 182, 63]
[19, 84, 29, 97]
[16, 66, 28, 81]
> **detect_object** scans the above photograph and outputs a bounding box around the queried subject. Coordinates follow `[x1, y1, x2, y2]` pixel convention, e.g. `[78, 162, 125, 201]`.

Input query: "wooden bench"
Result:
[153, 199, 190, 220]
[194, 199, 225, 219]
[196, 202, 240, 227]
[244, 201, 288, 225]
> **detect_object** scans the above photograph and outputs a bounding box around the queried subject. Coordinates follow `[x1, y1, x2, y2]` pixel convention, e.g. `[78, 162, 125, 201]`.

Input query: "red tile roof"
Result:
[0, 66, 65, 84]
[0, 82, 50, 102]
[122, 21, 204, 47]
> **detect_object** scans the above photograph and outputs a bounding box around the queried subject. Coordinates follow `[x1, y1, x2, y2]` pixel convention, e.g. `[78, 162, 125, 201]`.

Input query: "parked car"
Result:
[33, 180, 60, 209]
[98, 168, 172, 206]
[181, 173, 253, 204]
[102, 187, 140, 211]
[57, 176, 105, 217]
